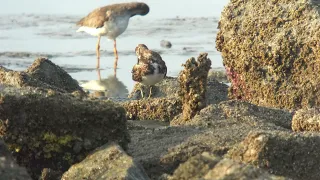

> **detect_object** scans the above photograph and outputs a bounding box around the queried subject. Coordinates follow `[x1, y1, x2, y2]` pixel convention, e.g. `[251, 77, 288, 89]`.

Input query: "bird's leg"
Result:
[148, 86, 153, 99]
[97, 69, 101, 81]
[113, 39, 119, 70]
[96, 36, 101, 69]
[113, 67, 117, 78]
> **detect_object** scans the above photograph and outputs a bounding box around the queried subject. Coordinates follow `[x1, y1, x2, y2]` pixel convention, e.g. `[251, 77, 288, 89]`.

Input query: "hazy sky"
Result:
[0, 0, 229, 18]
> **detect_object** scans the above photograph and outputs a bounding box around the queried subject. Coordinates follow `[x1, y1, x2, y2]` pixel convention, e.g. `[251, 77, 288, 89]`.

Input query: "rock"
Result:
[227, 130, 320, 179]
[168, 152, 221, 180]
[205, 78, 228, 106]
[61, 143, 149, 180]
[129, 76, 228, 106]
[216, 0, 320, 110]
[203, 158, 287, 180]
[25, 57, 84, 94]
[160, 40, 172, 48]
[168, 152, 287, 180]
[0, 86, 129, 179]
[208, 68, 229, 84]
[128, 76, 178, 99]
[127, 124, 204, 179]
[185, 100, 292, 129]
[121, 97, 182, 121]
[0, 139, 32, 180]
[175, 53, 212, 123]
[39, 168, 62, 180]
[128, 100, 291, 178]
[292, 108, 320, 132]
[0, 59, 85, 96]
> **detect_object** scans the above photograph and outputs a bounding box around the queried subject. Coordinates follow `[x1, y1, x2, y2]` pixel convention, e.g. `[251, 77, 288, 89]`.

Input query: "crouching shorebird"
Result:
[132, 44, 167, 98]
[76, 2, 150, 70]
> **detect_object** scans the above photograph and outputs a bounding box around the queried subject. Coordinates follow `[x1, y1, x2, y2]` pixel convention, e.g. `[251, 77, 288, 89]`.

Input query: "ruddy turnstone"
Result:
[132, 44, 167, 98]
[76, 2, 150, 69]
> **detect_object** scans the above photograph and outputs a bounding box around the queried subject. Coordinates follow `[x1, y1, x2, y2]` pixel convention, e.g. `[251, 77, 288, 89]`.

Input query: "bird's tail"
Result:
[76, 27, 84, 33]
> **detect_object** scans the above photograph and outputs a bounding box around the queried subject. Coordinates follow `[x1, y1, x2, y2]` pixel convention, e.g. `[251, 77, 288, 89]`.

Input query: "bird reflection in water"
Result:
[80, 69, 128, 99]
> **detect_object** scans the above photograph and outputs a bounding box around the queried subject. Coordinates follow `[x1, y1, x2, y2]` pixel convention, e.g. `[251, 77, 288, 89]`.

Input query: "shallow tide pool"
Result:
[0, 0, 229, 92]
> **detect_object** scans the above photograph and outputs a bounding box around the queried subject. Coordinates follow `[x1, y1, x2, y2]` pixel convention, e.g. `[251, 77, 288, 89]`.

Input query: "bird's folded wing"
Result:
[77, 7, 110, 28]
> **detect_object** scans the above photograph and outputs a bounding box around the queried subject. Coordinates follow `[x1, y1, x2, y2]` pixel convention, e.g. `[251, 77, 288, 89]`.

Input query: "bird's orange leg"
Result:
[96, 36, 101, 69]
[97, 69, 101, 81]
[113, 39, 119, 67]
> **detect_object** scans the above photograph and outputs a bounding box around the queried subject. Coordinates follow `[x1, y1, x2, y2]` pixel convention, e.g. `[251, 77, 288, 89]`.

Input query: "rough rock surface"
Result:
[208, 68, 229, 84]
[0, 86, 129, 179]
[0, 139, 32, 180]
[127, 122, 204, 179]
[228, 130, 320, 179]
[121, 97, 182, 122]
[61, 143, 149, 180]
[128, 100, 292, 179]
[39, 168, 62, 180]
[128, 76, 228, 106]
[203, 158, 287, 180]
[292, 108, 320, 131]
[168, 152, 221, 180]
[168, 152, 287, 180]
[175, 53, 212, 122]
[0, 58, 84, 94]
[128, 77, 178, 99]
[186, 100, 292, 129]
[216, 0, 320, 110]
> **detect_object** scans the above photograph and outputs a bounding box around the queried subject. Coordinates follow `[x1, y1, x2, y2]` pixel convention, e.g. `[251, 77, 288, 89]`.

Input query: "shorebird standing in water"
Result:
[132, 44, 167, 98]
[76, 2, 150, 72]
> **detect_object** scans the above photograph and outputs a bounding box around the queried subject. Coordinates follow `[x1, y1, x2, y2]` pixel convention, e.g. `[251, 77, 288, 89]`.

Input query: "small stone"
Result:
[160, 40, 172, 48]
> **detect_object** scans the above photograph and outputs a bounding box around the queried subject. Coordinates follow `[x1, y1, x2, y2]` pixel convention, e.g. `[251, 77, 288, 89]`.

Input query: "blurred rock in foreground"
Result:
[168, 152, 288, 180]
[0, 85, 128, 179]
[62, 143, 149, 180]
[0, 139, 32, 180]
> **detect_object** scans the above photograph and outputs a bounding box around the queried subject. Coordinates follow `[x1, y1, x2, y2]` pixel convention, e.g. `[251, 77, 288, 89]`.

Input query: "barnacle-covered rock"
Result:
[216, 0, 320, 110]
[292, 108, 320, 131]
[172, 53, 211, 124]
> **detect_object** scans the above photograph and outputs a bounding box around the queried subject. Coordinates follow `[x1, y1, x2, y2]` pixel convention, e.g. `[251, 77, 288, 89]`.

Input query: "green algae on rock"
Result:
[61, 143, 149, 180]
[216, 0, 320, 110]
[0, 86, 129, 179]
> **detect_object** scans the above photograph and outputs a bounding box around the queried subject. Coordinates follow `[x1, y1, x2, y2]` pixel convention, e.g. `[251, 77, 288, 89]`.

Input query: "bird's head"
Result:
[135, 44, 148, 57]
[129, 3, 150, 17]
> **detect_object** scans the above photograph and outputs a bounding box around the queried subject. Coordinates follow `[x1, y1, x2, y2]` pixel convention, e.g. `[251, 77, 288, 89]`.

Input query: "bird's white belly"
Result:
[76, 16, 130, 39]
[76, 26, 109, 37]
[141, 73, 165, 86]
